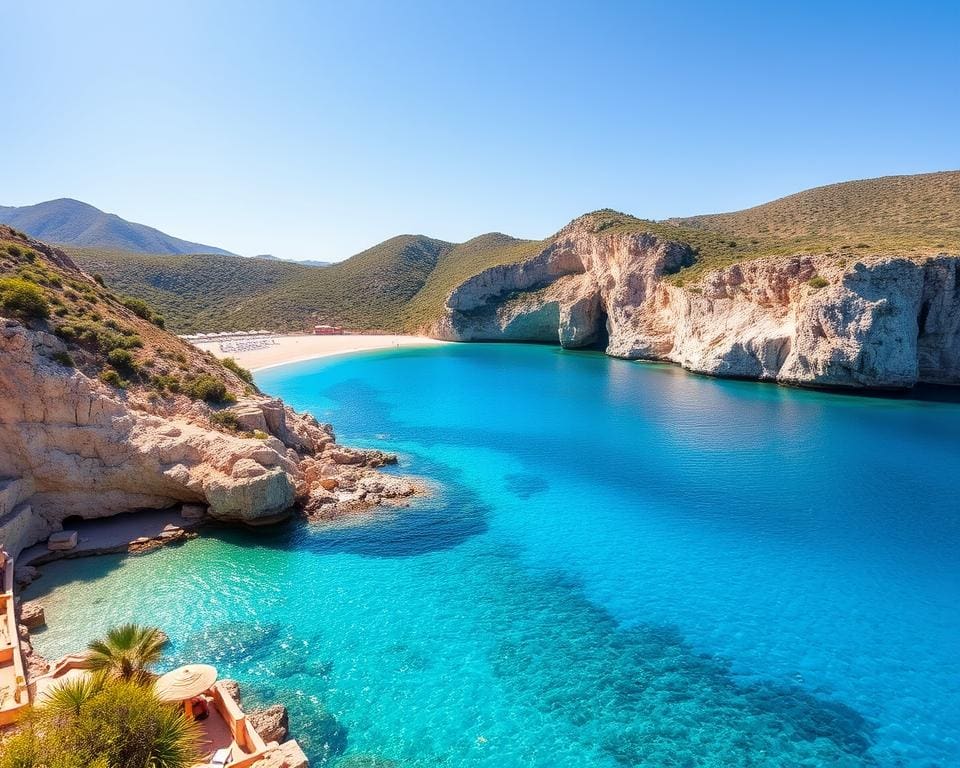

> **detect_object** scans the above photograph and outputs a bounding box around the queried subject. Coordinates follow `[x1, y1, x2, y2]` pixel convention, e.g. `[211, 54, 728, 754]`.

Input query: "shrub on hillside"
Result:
[0, 276, 49, 319]
[106, 348, 138, 373]
[210, 410, 241, 430]
[99, 369, 128, 389]
[51, 351, 75, 367]
[55, 324, 78, 340]
[63, 319, 143, 353]
[221, 357, 253, 383]
[121, 296, 153, 320]
[121, 295, 165, 327]
[808, 275, 829, 290]
[151, 373, 181, 394]
[183, 373, 231, 404]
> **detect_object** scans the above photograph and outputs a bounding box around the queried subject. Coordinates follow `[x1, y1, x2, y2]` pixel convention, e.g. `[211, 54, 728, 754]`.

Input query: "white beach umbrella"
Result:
[153, 664, 218, 702]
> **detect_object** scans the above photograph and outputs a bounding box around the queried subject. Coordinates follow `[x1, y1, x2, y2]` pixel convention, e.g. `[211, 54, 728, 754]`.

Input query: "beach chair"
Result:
[210, 748, 231, 767]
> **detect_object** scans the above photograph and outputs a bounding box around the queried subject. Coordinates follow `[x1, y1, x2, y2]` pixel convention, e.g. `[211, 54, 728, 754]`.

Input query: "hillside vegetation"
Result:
[218, 234, 455, 332]
[0, 225, 251, 408]
[70, 235, 457, 333]
[663, 170, 960, 280]
[67, 248, 315, 331]
[68, 170, 960, 332]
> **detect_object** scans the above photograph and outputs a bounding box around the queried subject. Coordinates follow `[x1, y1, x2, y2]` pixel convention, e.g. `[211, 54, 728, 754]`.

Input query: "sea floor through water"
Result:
[27, 344, 960, 767]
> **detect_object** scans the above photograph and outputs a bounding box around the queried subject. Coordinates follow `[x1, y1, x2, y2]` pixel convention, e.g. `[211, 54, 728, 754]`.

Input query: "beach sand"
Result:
[193, 333, 447, 371]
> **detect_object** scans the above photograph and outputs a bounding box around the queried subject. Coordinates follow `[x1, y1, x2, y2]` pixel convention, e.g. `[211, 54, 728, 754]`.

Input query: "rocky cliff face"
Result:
[0, 319, 416, 558]
[0, 226, 422, 559]
[434, 220, 960, 388]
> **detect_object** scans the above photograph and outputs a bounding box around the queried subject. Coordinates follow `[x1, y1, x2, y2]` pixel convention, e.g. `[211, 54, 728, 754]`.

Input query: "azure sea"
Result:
[27, 344, 960, 767]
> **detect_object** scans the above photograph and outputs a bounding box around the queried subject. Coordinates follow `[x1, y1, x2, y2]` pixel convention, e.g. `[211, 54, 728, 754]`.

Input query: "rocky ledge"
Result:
[0, 318, 423, 558]
[434, 218, 960, 389]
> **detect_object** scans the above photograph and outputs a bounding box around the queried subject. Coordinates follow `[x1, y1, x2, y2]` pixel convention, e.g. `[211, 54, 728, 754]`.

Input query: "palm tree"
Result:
[43, 674, 105, 718]
[146, 700, 203, 768]
[0, 676, 200, 768]
[85, 679, 201, 768]
[85, 624, 167, 683]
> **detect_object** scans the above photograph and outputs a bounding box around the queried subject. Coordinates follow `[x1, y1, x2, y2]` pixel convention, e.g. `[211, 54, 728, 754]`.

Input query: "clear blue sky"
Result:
[3, 0, 959, 261]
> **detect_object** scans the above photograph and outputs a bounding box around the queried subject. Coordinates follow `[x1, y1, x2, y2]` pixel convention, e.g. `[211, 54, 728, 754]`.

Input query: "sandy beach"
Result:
[193, 333, 448, 371]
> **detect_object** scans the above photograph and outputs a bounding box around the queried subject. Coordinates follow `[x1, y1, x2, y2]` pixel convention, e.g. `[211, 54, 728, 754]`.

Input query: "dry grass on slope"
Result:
[663, 170, 960, 281]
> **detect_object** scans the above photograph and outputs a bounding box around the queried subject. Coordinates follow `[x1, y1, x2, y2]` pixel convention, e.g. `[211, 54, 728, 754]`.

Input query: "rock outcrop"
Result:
[17, 600, 45, 629]
[248, 704, 290, 744]
[0, 319, 422, 558]
[435, 219, 960, 388]
[256, 741, 309, 768]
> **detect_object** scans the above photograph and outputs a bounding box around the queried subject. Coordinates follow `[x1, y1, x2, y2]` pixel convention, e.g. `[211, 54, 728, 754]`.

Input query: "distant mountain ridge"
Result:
[0, 198, 234, 255]
[253, 254, 331, 268]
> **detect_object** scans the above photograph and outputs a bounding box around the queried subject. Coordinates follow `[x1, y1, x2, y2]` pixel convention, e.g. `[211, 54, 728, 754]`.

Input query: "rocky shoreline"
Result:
[0, 317, 428, 560]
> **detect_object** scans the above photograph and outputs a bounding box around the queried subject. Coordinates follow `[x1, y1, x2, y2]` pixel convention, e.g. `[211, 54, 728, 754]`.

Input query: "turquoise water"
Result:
[26, 344, 960, 767]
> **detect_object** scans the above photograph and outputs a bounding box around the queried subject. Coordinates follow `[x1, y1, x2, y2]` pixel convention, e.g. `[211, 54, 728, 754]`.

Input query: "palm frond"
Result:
[84, 624, 167, 681]
[148, 705, 202, 768]
[43, 674, 105, 718]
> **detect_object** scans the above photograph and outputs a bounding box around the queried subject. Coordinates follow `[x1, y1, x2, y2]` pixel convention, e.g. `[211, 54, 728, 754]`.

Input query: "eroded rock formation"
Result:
[435, 219, 960, 388]
[0, 319, 420, 557]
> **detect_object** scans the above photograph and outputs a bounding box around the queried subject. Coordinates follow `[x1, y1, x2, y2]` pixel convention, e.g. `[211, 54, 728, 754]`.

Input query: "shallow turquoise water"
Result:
[26, 344, 960, 767]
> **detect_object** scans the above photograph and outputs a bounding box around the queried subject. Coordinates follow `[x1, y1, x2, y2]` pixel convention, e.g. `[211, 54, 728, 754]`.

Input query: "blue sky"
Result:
[3, 0, 959, 261]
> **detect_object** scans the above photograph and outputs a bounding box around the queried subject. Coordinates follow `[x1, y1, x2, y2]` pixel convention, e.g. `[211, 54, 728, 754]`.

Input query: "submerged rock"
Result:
[335, 756, 398, 768]
[14, 565, 39, 590]
[219, 678, 241, 705]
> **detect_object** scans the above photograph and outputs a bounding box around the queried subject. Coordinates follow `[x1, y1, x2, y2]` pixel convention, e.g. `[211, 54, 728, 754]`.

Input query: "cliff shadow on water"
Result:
[241, 490, 489, 559]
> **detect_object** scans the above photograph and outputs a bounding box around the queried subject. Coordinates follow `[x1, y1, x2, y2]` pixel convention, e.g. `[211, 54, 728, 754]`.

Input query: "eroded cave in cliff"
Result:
[585, 305, 611, 351]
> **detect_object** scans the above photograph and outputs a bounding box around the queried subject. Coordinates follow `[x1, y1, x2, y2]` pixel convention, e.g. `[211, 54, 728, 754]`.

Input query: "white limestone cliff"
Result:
[434, 220, 960, 388]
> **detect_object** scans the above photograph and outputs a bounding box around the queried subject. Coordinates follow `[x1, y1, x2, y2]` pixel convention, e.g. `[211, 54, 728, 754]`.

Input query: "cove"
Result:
[26, 344, 960, 767]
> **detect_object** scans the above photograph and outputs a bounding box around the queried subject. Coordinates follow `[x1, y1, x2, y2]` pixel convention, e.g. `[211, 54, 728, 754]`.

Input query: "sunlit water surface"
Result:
[27, 344, 960, 767]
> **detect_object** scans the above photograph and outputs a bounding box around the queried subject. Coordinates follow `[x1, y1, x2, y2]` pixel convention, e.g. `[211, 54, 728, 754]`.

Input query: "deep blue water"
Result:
[27, 344, 960, 767]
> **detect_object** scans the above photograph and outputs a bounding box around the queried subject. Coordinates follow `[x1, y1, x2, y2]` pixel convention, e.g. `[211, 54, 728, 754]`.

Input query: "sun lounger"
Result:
[210, 747, 231, 767]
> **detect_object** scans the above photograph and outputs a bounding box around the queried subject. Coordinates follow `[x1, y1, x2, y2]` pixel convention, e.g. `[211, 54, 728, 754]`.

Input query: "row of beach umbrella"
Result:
[178, 330, 273, 340]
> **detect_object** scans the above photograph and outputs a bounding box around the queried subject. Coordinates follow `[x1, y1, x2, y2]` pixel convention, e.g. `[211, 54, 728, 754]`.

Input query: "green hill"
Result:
[673, 171, 960, 241]
[65, 249, 312, 331]
[663, 170, 960, 280]
[70, 235, 456, 333]
[67, 170, 960, 332]
[204, 234, 454, 332]
[0, 198, 234, 255]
